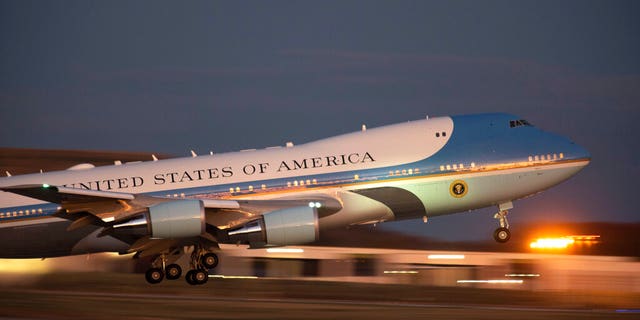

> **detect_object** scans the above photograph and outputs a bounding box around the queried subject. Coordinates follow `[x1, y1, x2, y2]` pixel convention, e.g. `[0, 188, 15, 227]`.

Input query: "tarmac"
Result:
[0, 272, 638, 320]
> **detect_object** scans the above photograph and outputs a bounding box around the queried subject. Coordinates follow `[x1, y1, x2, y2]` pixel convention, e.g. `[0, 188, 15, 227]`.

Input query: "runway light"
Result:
[571, 235, 600, 241]
[210, 275, 259, 279]
[505, 273, 540, 278]
[384, 270, 419, 274]
[529, 237, 575, 249]
[457, 279, 523, 284]
[266, 248, 304, 253]
[530, 235, 601, 250]
[427, 254, 465, 260]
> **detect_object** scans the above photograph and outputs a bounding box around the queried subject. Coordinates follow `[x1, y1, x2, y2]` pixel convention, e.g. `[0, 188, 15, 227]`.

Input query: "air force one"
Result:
[0, 113, 590, 284]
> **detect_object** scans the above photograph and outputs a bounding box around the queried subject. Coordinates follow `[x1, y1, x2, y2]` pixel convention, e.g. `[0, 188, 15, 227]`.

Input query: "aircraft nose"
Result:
[565, 139, 591, 164]
[572, 141, 590, 160]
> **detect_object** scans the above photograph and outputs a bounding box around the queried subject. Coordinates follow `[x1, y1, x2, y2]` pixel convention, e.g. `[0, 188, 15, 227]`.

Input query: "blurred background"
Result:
[1, 1, 639, 318]
[1, 0, 639, 241]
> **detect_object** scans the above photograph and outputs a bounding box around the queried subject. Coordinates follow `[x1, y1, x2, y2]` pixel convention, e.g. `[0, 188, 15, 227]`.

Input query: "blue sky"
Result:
[1, 1, 638, 239]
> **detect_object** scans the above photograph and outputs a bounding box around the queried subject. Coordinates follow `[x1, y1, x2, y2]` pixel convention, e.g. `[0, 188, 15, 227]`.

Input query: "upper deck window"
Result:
[509, 119, 533, 128]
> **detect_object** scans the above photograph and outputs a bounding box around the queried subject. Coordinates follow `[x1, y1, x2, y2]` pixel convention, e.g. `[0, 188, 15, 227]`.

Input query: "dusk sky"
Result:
[1, 1, 638, 240]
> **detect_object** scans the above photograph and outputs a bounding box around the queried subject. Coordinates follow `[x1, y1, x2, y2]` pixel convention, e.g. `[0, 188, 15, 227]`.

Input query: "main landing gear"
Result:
[492, 202, 513, 243]
[145, 259, 183, 284]
[184, 247, 219, 286]
[145, 246, 219, 285]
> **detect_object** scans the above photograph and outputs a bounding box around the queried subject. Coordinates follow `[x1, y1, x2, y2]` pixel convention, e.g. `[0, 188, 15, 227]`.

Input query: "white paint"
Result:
[0, 117, 453, 207]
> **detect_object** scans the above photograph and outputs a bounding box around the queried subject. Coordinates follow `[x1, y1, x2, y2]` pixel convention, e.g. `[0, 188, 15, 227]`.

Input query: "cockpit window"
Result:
[509, 119, 533, 128]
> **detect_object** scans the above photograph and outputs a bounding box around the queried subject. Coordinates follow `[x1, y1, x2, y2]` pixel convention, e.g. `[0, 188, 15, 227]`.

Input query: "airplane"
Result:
[0, 113, 590, 285]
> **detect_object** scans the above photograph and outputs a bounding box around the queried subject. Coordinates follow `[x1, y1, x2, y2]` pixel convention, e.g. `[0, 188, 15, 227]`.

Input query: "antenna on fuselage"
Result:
[5, 171, 11, 177]
[361, 124, 367, 131]
[152, 154, 158, 161]
[190, 150, 197, 157]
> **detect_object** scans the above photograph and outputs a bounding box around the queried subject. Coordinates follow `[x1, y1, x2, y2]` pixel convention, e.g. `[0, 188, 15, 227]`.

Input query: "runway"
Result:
[1, 272, 637, 320]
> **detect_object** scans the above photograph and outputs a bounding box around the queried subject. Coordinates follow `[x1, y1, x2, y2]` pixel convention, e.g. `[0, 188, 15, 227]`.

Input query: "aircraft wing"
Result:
[1, 184, 343, 264]
[0, 184, 342, 242]
[0, 184, 241, 223]
[1, 183, 344, 260]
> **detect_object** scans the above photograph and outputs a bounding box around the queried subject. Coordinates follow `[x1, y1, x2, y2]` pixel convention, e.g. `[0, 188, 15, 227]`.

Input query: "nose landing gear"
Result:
[492, 202, 513, 243]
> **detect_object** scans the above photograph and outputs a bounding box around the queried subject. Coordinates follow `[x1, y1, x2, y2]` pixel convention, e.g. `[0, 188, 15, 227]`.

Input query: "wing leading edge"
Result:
[0, 184, 240, 223]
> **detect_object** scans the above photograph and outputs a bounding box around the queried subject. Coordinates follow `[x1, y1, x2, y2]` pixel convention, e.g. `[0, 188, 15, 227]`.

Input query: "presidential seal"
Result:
[450, 180, 468, 198]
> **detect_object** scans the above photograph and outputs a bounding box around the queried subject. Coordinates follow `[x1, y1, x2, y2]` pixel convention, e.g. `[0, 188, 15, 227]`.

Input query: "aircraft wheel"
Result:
[201, 252, 219, 269]
[145, 268, 164, 284]
[185, 270, 198, 285]
[493, 227, 511, 243]
[194, 269, 209, 285]
[165, 264, 182, 280]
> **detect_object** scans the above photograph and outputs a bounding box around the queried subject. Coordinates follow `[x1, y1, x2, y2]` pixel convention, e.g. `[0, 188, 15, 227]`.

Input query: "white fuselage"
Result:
[0, 113, 590, 257]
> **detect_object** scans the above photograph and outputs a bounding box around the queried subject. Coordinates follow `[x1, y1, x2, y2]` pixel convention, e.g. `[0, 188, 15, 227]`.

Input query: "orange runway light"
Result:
[457, 279, 523, 284]
[266, 248, 304, 253]
[530, 237, 575, 249]
[529, 235, 600, 250]
[427, 254, 465, 260]
[384, 270, 419, 274]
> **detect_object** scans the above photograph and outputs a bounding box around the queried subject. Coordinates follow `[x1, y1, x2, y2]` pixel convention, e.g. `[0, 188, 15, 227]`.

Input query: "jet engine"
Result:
[111, 200, 205, 239]
[148, 200, 205, 238]
[223, 206, 318, 247]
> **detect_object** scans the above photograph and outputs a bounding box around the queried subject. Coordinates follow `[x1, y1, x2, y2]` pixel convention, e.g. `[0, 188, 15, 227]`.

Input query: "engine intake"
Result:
[224, 206, 318, 247]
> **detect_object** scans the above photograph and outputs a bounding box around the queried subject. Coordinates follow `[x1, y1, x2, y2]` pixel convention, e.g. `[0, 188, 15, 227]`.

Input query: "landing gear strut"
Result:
[185, 246, 219, 286]
[492, 202, 513, 243]
[144, 248, 184, 284]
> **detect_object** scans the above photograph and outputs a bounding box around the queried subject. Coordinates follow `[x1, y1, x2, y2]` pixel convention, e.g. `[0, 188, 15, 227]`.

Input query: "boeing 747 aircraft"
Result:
[0, 113, 590, 285]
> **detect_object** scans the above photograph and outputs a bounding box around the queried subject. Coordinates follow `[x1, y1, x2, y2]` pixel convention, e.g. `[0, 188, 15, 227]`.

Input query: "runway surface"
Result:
[0, 272, 638, 319]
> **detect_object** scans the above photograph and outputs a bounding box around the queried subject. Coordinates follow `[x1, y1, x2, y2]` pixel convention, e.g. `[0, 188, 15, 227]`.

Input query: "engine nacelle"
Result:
[148, 200, 205, 238]
[224, 206, 319, 247]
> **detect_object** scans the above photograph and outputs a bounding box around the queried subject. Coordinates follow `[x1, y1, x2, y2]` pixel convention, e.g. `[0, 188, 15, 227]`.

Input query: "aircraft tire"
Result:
[145, 268, 164, 284]
[201, 252, 219, 269]
[194, 269, 209, 285]
[186, 270, 198, 285]
[165, 264, 182, 280]
[493, 227, 511, 243]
